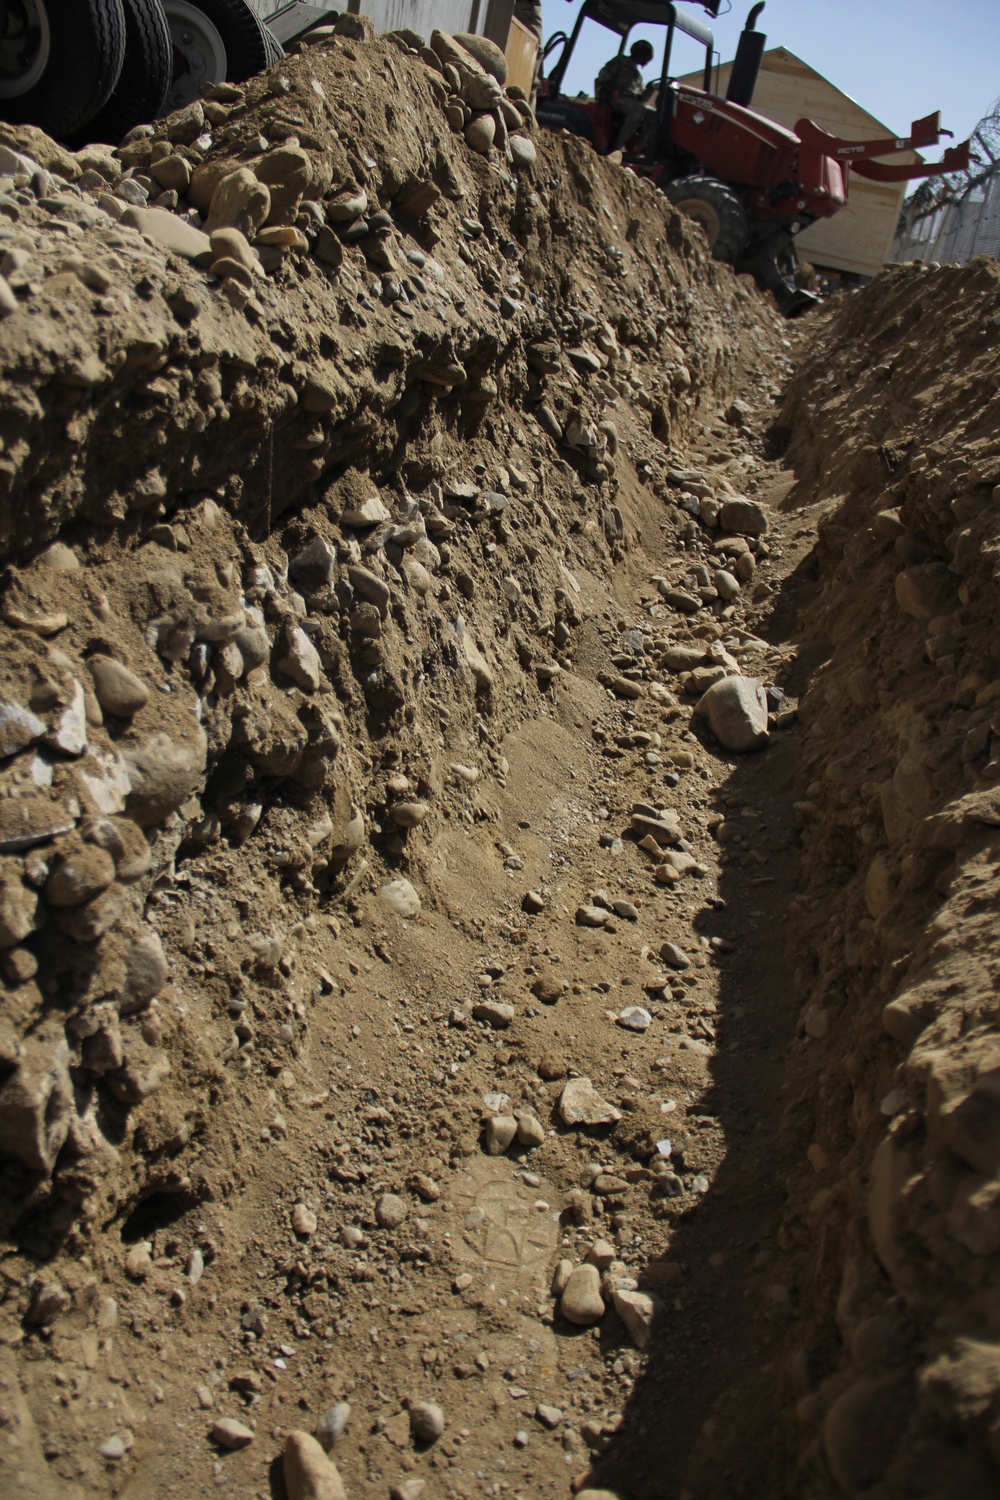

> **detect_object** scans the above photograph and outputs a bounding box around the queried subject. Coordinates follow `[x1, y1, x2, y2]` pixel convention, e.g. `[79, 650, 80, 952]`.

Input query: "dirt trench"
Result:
[2, 21, 1000, 1500]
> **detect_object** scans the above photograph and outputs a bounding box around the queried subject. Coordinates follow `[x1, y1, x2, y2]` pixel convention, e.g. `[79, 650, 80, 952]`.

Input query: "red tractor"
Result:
[537, 0, 971, 314]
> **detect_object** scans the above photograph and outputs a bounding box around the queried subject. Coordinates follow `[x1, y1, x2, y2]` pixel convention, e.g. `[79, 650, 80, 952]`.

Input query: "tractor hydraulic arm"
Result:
[795, 113, 972, 181]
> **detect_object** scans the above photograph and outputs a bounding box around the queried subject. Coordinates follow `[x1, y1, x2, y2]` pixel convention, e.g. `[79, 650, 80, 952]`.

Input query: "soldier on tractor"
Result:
[537, 0, 971, 317]
[595, 35, 655, 150]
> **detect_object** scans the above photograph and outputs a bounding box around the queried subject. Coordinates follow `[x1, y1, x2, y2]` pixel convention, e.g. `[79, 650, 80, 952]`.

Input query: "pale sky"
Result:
[543, 0, 999, 146]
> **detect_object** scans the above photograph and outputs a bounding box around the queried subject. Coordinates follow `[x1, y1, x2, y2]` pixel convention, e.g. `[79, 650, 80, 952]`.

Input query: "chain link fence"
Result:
[893, 96, 1000, 265]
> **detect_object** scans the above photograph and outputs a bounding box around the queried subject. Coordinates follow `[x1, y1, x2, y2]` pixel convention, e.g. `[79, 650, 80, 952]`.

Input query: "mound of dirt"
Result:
[682, 258, 1000, 1499]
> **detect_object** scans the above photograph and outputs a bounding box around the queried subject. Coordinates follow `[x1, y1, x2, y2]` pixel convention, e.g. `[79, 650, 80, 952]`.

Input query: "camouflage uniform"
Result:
[596, 53, 655, 151]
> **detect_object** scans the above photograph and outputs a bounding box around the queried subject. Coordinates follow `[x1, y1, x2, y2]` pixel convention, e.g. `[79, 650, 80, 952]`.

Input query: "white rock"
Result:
[617, 1006, 652, 1032]
[0, 700, 46, 759]
[47, 680, 87, 756]
[695, 675, 769, 753]
[509, 134, 537, 169]
[315, 1402, 351, 1451]
[559, 1078, 621, 1127]
[379, 879, 420, 919]
[276, 625, 322, 693]
[341, 494, 390, 528]
[612, 1288, 657, 1348]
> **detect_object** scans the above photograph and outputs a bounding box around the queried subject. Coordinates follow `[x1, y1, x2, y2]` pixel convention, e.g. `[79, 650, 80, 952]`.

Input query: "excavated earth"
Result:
[0, 18, 999, 1500]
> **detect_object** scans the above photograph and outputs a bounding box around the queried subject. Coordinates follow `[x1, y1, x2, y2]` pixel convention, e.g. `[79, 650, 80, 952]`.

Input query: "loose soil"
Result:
[2, 22, 1000, 1500]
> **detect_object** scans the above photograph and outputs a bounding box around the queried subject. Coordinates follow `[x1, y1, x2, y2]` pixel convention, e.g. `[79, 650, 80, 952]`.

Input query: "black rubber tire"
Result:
[69, 0, 172, 145]
[665, 175, 750, 264]
[0, 0, 127, 139]
[165, 0, 272, 85]
[261, 24, 284, 69]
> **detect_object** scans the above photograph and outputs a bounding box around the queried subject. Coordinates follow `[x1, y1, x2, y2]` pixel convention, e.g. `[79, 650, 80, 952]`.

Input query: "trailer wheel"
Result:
[0, 0, 127, 139]
[160, 0, 275, 112]
[70, 0, 172, 146]
[666, 176, 749, 264]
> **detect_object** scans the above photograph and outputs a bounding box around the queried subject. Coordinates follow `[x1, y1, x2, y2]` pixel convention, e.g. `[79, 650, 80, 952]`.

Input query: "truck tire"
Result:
[70, 0, 172, 146]
[0, 0, 127, 139]
[160, 0, 275, 112]
[665, 176, 749, 264]
[262, 24, 284, 69]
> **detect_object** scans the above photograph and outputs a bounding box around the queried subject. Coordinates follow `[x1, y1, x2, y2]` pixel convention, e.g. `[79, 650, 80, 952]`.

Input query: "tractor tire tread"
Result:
[666, 175, 750, 265]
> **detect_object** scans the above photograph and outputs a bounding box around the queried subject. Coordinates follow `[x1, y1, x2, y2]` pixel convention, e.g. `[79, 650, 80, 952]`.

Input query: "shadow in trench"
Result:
[582, 538, 829, 1500]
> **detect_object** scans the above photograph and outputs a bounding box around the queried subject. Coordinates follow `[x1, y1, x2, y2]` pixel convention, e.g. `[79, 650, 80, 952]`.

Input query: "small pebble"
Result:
[211, 1417, 255, 1449]
[292, 1203, 318, 1236]
[409, 1400, 445, 1444]
[315, 1402, 351, 1451]
[375, 1194, 407, 1229]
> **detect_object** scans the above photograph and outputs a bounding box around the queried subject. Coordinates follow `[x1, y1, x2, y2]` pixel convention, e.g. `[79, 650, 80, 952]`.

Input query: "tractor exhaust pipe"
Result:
[726, 3, 766, 109]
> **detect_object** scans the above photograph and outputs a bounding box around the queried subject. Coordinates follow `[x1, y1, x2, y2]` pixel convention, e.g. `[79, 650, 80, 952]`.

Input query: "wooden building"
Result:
[679, 46, 917, 280]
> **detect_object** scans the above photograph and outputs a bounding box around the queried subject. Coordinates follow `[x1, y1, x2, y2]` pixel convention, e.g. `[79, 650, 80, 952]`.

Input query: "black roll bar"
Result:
[545, 1, 714, 100]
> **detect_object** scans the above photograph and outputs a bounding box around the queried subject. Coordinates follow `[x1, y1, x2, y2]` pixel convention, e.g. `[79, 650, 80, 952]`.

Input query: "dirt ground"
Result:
[2, 21, 1000, 1500]
[3, 385, 821, 1500]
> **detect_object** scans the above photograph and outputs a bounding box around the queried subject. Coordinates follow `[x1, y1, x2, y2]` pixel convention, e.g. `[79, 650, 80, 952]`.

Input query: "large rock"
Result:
[87, 656, 149, 717]
[123, 727, 207, 826]
[255, 146, 313, 225]
[120, 929, 168, 1014]
[275, 624, 323, 694]
[0, 1028, 73, 1170]
[560, 1264, 605, 1326]
[380, 879, 420, 919]
[719, 496, 769, 536]
[559, 1077, 621, 1127]
[612, 1288, 657, 1348]
[695, 675, 769, 752]
[509, 134, 537, 169]
[895, 563, 958, 621]
[0, 700, 45, 758]
[454, 32, 508, 83]
[45, 844, 115, 906]
[284, 1430, 347, 1500]
[120, 206, 212, 266]
[204, 167, 270, 238]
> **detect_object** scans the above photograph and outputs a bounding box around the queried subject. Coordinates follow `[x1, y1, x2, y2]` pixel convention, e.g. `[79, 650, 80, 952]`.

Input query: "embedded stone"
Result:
[87, 656, 149, 717]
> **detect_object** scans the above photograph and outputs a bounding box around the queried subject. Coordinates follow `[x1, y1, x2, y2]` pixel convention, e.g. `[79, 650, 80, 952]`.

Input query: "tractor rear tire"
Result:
[69, 0, 172, 146]
[666, 176, 749, 264]
[0, 0, 127, 139]
[160, 0, 274, 113]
